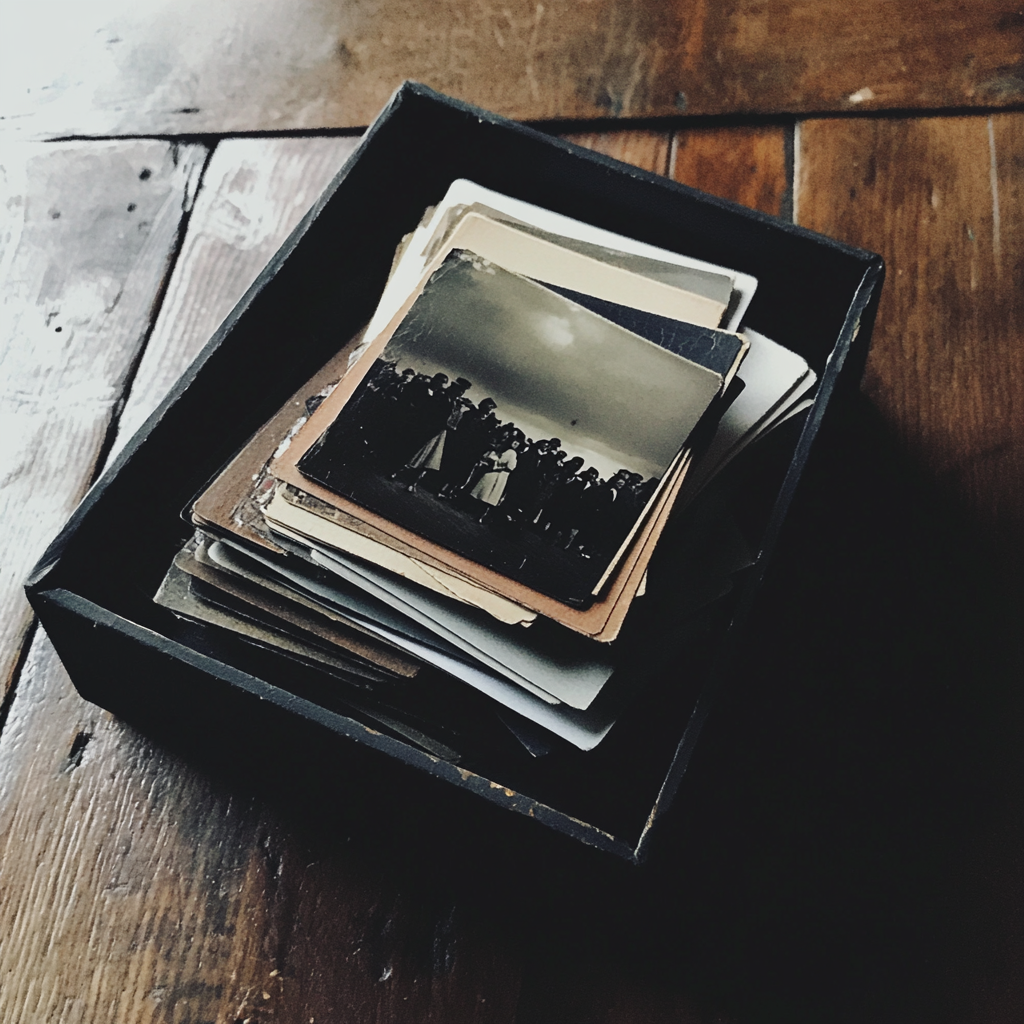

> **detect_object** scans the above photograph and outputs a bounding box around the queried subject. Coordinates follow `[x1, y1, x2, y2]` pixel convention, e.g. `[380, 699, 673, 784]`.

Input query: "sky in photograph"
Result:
[380, 252, 721, 481]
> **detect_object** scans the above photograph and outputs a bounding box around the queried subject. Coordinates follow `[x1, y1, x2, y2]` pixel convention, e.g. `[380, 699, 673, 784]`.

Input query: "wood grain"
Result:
[7, 118, 1021, 1024]
[560, 129, 671, 176]
[0, 140, 206, 699]
[797, 113, 1024, 569]
[793, 112, 1024, 1022]
[560, 125, 791, 217]
[0, 639, 522, 1024]
[0, 136, 522, 1024]
[670, 124, 790, 216]
[2, 0, 1022, 139]
[112, 135, 362, 455]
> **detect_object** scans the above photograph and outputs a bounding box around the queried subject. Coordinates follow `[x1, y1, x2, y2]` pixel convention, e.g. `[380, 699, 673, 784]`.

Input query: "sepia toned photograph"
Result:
[297, 250, 722, 606]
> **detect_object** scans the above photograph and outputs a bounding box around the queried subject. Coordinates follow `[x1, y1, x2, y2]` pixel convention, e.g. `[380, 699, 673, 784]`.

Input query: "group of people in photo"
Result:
[317, 359, 659, 562]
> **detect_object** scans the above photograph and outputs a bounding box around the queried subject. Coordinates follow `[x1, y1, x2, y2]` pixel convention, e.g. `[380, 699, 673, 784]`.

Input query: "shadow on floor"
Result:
[131, 394, 1024, 1024]
[510, 394, 1024, 1024]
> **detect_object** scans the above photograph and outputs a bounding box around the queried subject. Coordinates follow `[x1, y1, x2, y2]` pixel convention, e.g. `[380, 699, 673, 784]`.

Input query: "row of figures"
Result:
[334, 360, 658, 561]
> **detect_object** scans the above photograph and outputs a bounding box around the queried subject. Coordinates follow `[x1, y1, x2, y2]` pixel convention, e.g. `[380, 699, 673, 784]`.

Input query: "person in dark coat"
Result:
[628, 474, 655, 506]
[559, 466, 600, 550]
[397, 377, 472, 492]
[438, 397, 500, 498]
[388, 372, 450, 473]
[603, 470, 643, 556]
[524, 439, 565, 531]
[572, 472, 622, 559]
[541, 456, 586, 541]
[501, 436, 548, 524]
[359, 364, 415, 464]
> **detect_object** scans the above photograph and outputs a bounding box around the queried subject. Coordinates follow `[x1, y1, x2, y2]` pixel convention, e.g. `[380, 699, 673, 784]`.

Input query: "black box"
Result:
[26, 83, 883, 863]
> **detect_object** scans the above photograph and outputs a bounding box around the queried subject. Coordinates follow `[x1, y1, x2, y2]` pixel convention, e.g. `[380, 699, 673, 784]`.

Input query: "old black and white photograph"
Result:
[297, 250, 722, 606]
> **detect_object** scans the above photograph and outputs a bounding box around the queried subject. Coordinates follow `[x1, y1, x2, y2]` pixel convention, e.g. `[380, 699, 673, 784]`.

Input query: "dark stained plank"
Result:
[566, 124, 790, 217]
[0, 140, 207, 699]
[112, 135, 361, 453]
[670, 124, 790, 216]
[0, 641, 522, 1024]
[2, 0, 1022, 139]
[797, 113, 1024, 568]
[521, 117, 1024, 1024]
[0, 137, 522, 1024]
[517, 956, 730, 1024]
[781, 112, 1024, 1021]
[561, 129, 671, 176]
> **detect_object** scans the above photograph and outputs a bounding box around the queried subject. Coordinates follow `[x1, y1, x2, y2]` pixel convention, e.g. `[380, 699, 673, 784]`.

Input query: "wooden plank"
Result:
[670, 124, 790, 216]
[560, 129, 671, 176]
[0, 140, 207, 699]
[566, 124, 790, 218]
[0, 643, 523, 1024]
[2, 0, 1022, 139]
[797, 113, 1024, 568]
[793, 112, 1024, 1022]
[112, 135, 361, 454]
[0, 137, 522, 1024]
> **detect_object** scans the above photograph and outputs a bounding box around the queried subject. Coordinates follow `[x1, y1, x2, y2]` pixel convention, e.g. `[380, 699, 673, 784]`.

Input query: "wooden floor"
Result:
[2, 6, 1023, 1021]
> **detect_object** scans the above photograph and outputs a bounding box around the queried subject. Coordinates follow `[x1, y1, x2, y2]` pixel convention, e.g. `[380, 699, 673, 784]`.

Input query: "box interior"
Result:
[30, 86, 881, 853]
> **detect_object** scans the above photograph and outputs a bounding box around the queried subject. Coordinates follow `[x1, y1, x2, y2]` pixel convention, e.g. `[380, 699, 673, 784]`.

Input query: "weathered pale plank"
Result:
[670, 124, 790, 216]
[0, 136, 522, 1024]
[112, 135, 361, 453]
[0, 140, 206, 699]
[797, 113, 1024, 569]
[1, 0, 1022, 139]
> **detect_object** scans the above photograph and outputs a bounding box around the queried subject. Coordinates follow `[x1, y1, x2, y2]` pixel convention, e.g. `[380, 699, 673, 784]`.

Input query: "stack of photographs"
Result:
[156, 179, 818, 759]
